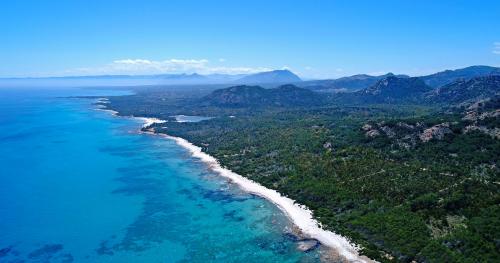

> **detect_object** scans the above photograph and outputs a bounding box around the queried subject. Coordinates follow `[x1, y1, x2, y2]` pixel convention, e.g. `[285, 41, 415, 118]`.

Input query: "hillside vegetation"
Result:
[103, 68, 500, 263]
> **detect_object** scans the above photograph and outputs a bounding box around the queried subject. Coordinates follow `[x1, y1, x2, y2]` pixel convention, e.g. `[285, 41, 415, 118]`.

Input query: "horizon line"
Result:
[0, 64, 498, 81]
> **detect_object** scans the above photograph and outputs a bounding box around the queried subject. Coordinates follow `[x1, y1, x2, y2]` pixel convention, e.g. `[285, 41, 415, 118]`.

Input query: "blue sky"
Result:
[1, 0, 499, 78]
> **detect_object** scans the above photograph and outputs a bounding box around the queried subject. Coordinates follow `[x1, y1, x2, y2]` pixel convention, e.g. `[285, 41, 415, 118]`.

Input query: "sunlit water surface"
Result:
[0, 88, 323, 262]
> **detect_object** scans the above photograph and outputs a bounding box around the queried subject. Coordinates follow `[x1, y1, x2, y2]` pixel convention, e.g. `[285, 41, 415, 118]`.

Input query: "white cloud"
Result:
[110, 58, 208, 73]
[203, 66, 271, 74]
[493, 42, 500, 55]
[65, 58, 270, 76]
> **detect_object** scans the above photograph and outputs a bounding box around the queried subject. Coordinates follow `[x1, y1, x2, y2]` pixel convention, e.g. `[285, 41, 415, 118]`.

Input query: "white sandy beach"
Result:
[97, 106, 371, 262]
[132, 115, 371, 263]
[166, 134, 371, 263]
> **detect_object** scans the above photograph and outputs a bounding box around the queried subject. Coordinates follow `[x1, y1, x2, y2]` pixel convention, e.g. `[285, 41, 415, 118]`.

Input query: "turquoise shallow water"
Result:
[0, 88, 322, 262]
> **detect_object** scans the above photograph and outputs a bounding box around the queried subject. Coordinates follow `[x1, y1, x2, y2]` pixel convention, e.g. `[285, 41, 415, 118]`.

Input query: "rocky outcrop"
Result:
[419, 123, 452, 142]
[426, 75, 500, 105]
[362, 123, 381, 138]
[463, 109, 500, 121]
[341, 76, 432, 104]
[365, 129, 381, 138]
[362, 124, 374, 131]
[397, 122, 415, 130]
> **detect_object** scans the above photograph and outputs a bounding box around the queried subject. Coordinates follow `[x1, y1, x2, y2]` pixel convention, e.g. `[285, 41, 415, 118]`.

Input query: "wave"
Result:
[96, 108, 119, 116]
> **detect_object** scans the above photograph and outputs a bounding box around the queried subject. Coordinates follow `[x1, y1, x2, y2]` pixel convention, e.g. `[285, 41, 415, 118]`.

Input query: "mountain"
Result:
[299, 66, 500, 93]
[2, 65, 498, 89]
[299, 73, 409, 92]
[335, 76, 432, 104]
[200, 84, 323, 107]
[332, 74, 500, 106]
[421, 65, 500, 88]
[426, 75, 500, 104]
[234, 70, 302, 84]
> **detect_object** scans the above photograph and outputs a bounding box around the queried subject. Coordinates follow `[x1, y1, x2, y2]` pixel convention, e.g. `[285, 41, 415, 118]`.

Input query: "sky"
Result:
[1, 0, 499, 79]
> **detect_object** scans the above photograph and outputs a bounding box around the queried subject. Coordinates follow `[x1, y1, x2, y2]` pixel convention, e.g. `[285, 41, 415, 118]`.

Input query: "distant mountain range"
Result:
[299, 73, 410, 92]
[201, 75, 500, 108]
[1, 65, 499, 90]
[0, 70, 301, 87]
[420, 65, 500, 88]
[299, 65, 500, 92]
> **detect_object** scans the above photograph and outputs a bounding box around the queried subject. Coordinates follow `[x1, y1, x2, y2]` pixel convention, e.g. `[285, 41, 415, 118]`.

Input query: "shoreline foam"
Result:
[97, 104, 370, 262]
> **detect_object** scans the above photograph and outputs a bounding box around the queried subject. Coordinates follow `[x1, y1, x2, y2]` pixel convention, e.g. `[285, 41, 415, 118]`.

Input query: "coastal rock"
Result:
[419, 123, 452, 142]
[296, 239, 319, 252]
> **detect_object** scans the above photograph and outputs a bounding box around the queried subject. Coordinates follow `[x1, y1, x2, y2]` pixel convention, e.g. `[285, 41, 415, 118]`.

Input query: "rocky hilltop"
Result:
[426, 75, 500, 105]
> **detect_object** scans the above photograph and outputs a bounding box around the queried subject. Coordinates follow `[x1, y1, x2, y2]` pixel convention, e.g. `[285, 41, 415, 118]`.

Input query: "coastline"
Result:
[140, 120, 370, 263]
[95, 101, 371, 262]
[163, 133, 371, 263]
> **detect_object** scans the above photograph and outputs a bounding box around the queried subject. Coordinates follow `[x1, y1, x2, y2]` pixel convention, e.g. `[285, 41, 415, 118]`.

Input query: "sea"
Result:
[0, 87, 323, 263]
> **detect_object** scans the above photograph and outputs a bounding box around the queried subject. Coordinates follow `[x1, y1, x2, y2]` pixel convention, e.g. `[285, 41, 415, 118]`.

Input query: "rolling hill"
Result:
[200, 84, 323, 107]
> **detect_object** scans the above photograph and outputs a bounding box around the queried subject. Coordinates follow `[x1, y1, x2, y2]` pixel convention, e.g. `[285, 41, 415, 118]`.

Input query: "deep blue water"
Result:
[0, 88, 322, 262]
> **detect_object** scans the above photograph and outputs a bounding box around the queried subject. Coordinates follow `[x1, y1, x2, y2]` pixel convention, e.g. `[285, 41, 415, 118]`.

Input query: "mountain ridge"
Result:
[200, 84, 323, 107]
[299, 72, 410, 92]
[421, 65, 500, 88]
[2, 65, 499, 89]
[233, 69, 302, 84]
[425, 75, 500, 104]
[298, 66, 500, 93]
